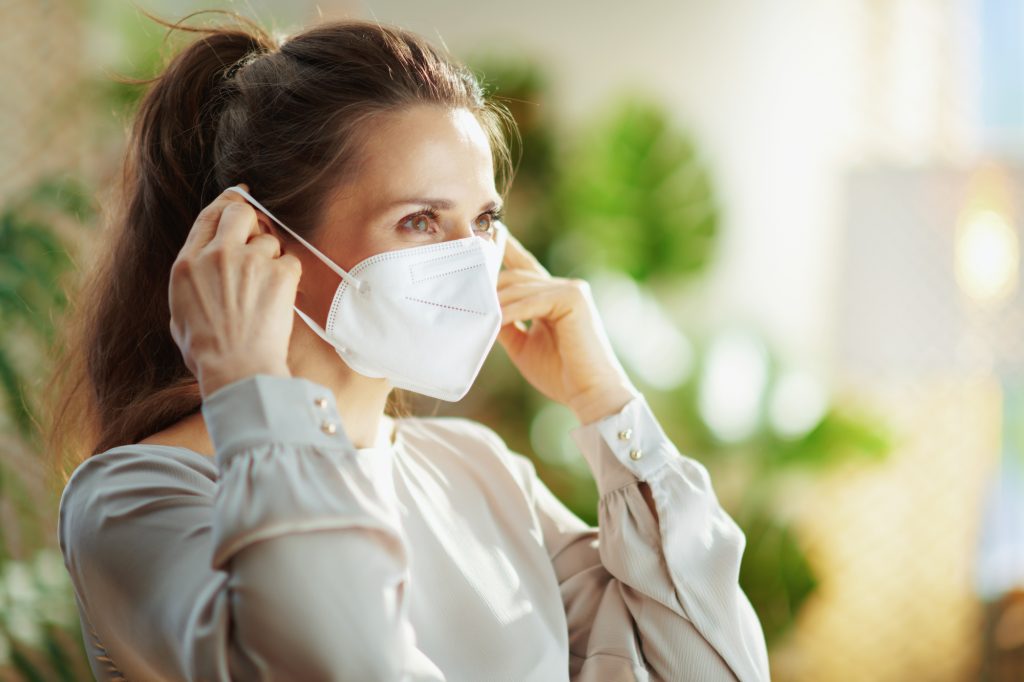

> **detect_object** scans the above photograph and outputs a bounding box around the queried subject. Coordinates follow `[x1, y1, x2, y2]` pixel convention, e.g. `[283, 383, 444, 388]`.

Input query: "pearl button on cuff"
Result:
[201, 375, 357, 465]
[629, 448, 643, 460]
[617, 429, 633, 441]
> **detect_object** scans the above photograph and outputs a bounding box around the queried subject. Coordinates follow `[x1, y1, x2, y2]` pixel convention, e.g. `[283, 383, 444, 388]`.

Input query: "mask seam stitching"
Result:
[404, 296, 488, 315]
[329, 244, 493, 330]
[410, 262, 483, 283]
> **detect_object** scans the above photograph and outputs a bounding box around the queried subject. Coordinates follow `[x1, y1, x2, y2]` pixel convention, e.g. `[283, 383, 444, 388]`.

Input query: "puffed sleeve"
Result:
[57, 374, 447, 681]
[510, 393, 770, 682]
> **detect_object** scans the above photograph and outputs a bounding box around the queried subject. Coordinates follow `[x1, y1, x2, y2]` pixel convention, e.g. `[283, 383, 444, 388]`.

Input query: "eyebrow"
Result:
[384, 197, 504, 213]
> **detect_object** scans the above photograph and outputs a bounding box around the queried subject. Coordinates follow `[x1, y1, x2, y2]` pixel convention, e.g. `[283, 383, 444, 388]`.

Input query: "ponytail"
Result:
[45, 13, 277, 483]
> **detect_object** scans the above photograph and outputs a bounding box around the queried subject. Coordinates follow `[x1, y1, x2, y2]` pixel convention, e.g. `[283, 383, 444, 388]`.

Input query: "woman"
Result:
[51, 12, 770, 682]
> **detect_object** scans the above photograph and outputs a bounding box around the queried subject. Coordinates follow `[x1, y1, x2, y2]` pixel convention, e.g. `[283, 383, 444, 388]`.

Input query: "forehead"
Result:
[354, 104, 495, 200]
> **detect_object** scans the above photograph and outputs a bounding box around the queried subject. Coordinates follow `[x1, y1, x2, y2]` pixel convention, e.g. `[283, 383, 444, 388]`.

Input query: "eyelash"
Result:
[400, 207, 504, 235]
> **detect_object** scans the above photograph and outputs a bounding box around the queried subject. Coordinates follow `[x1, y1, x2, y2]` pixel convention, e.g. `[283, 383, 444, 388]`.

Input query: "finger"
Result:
[497, 280, 551, 306]
[498, 268, 549, 286]
[502, 232, 550, 276]
[245, 232, 283, 259]
[208, 200, 261, 248]
[180, 184, 251, 256]
[501, 288, 564, 327]
[497, 320, 529, 356]
[276, 252, 303, 281]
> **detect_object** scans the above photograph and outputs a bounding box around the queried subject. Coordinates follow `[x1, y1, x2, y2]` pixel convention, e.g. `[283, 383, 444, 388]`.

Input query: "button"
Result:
[618, 428, 633, 441]
[629, 448, 643, 460]
[321, 420, 337, 435]
[314, 397, 328, 408]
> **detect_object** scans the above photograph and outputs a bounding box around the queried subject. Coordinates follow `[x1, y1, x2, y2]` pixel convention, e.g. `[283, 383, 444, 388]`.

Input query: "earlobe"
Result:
[259, 218, 289, 255]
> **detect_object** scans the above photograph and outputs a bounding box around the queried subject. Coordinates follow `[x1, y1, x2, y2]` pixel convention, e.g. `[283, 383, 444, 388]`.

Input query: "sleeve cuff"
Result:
[201, 374, 354, 468]
[569, 392, 678, 496]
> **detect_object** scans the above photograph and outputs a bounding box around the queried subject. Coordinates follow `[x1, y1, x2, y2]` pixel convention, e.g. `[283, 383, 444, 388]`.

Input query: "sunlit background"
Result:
[2, 0, 1024, 679]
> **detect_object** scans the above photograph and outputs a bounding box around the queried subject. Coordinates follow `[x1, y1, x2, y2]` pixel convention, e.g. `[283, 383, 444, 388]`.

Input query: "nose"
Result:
[445, 219, 483, 242]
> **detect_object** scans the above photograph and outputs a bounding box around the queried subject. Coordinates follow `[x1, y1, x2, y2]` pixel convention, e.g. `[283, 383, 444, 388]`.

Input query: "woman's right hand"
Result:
[169, 184, 303, 399]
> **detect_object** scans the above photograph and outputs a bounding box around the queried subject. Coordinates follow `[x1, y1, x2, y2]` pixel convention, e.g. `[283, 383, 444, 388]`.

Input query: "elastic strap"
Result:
[224, 186, 365, 291]
[292, 305, 348, 354]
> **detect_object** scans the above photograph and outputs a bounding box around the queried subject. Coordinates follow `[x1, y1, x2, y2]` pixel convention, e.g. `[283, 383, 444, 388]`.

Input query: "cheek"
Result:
[296, 236, 375, 308]
[340, 233, 414, 269]
[293, 248, 343, 315]
[319, 225, 388, 272]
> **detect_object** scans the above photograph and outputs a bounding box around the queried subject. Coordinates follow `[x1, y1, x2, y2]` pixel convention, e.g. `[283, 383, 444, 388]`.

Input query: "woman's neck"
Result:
[139, 316, 393, 455]
[286, 314, 394, 448]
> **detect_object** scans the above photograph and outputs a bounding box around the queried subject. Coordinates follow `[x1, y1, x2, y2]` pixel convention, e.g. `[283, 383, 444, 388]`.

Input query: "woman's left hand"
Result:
[497, 232, 641, 425]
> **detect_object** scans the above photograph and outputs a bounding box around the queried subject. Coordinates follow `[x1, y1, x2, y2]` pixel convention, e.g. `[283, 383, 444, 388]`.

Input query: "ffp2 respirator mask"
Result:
[225, 186, 508, 402]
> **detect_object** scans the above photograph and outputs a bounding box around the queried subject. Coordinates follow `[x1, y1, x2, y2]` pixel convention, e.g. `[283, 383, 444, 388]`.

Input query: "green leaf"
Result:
[769, 408, 892, 469]
[0, 345, 32, 440]
[738, 513, 818, 646]
[555, 98, 719, 282]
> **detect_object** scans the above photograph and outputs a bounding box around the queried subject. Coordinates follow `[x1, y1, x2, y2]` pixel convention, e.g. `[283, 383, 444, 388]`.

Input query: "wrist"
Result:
[198, 360, 291, 399]
[568, 381, 641, 426]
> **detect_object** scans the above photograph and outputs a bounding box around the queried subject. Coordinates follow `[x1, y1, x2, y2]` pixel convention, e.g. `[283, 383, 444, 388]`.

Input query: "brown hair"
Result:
[43, 10, 519, 487]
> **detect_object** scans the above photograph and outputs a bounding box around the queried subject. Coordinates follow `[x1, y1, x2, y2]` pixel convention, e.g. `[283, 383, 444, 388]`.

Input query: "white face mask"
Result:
[225, 186, 508, 402]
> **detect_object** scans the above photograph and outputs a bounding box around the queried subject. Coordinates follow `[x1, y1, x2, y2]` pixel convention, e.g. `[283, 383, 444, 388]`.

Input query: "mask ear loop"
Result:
[222, 185, 364, 357]
[493, 220, 508, 261]
[487, 220, 509, 281]
[224, 186, 368, 294]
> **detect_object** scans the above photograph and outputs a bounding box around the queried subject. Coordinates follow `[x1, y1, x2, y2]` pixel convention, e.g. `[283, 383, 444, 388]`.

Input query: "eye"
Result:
[398, 207, 505, 238]
[475, 208, 504, 237]
[399, 208, 441, 235]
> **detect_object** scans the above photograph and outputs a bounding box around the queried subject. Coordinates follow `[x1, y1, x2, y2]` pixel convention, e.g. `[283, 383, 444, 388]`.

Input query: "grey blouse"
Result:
[57, 373, 770, 681]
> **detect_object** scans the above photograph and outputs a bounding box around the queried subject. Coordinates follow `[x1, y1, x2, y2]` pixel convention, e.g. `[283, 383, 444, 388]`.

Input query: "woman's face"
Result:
[293, 104, 504, 318]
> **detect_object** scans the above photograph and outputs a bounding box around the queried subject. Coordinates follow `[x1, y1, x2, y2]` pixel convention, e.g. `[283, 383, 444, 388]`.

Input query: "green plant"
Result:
[0, 549, 90, 681]
[0, 175, 96, 678]
[554, 98, 718, 282]
[0, 177, 92, 442]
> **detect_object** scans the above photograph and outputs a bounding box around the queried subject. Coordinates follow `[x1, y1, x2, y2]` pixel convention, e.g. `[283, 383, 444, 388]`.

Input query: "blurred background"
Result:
[2, 0, 1023, 679]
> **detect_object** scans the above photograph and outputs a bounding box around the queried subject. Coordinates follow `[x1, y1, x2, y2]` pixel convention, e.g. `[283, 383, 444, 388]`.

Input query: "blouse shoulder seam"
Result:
[91, 443, 212, 466]
[61, 444, 213, 501]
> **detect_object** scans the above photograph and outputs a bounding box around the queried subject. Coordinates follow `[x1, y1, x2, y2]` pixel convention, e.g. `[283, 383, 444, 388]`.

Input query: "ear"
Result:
[257, 216, 293, 251]
[255, 214, 274, 235]
[259, 217, 304, 293]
